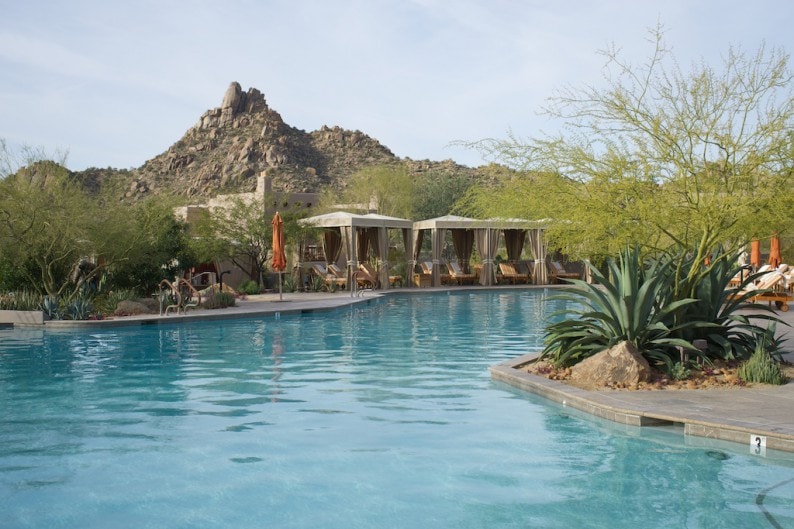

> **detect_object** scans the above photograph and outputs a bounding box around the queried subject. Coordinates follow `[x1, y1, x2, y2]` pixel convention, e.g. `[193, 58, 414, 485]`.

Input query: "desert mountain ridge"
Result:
[69, 81, 501, 203]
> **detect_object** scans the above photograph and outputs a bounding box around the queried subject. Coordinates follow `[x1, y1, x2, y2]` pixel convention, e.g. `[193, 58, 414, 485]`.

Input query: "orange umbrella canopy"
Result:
[750, 239, 761, 269]
[769, 234, 782, 268]
[271, 212, 287, 272]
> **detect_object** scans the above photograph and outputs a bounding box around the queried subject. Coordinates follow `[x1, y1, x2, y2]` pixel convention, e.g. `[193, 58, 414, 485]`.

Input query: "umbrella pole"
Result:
[278, 271, 283, 301]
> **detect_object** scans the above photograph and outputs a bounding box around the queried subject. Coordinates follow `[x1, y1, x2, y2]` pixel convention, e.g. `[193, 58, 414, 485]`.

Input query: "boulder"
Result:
[221, 81, 243, 112]
[113, 300, 157, 317]
[570, 341, 651, 390]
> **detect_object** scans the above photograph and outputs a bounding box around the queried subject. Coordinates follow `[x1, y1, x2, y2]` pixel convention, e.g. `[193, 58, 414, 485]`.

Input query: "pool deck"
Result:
[24, 286, 794, 453]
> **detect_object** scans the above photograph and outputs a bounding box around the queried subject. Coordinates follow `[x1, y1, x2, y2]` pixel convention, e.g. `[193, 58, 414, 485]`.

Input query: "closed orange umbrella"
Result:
[769, 233, 781, 268]
[272, 212, 287, 300]
[750, 239, 761, 270]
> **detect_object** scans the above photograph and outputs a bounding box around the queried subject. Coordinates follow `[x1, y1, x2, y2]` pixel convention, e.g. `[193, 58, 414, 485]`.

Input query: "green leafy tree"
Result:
[190, 194, 303, 286]
[110, 198, 197, 293]
[460, 27, 794, 271]
[412, 169, 476, 220]
[337, 164, 414, 218]
[0, 159, 141, 299]
[324, 163, 478, 220]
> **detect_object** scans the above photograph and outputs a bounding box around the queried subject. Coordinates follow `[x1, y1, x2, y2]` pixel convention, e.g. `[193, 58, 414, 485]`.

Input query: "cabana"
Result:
[412, 215, 548, 287]
[299, 211, 414, 290]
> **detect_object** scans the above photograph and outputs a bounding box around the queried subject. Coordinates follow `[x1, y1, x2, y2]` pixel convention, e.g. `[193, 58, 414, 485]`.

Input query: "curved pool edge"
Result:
[491, 354, 794, 453]
[40, 291, 380, 328]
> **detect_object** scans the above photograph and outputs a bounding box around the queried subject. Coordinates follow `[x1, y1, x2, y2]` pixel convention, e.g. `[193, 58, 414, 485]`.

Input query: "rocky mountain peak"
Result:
[72, 81, 489, 203]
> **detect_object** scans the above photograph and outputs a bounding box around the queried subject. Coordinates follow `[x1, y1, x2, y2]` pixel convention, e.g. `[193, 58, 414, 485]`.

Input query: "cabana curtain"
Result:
[374, 227, 390, 288]
[412, 230, 424, 274]
[402, 228, 414, 287]
[357, 228, 371, 265]
[341, 226, 356, 285]
[475, 228, 499, 286]
[323, 229, 342, 266]
[528, 229, 547, 285]
[503, 229, 526, 263]
[431, 228, 445, 287]
[452, 229, 475, 273]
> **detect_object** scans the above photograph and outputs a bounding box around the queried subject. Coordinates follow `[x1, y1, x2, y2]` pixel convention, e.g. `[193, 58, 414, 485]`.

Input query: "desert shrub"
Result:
[670, 362, 691, 381]
[238, 280, 261, 295]
[0, 290, 41, 310]
[201, 291, 236, 309]
[95, 289, 140, 315]
[738, 344, 788, 385]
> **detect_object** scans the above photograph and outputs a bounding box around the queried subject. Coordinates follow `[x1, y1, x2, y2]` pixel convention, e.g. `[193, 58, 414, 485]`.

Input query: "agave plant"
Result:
[541, 247, 703, 370]
[282, 274, 298, 293]
[660, 246, 784, 362]
[65, 297, 94, 320]
[40, 295, 62, 320]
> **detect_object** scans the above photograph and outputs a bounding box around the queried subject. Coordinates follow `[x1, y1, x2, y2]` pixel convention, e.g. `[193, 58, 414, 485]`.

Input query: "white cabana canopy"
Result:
[300, 211, 414, 289]
[300, 211, 413, 230]
[412, 215, 548, 286]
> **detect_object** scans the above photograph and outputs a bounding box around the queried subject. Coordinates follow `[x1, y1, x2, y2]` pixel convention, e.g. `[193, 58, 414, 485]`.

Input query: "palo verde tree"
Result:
[0, 154, 147, 300]
[325, 162, 478, 220]
[335, 164, 415, 219]
[460, 26, 794, 277]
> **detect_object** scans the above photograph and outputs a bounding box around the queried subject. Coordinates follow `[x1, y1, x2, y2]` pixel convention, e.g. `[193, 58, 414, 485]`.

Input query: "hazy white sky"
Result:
[2, 0, 792, 171]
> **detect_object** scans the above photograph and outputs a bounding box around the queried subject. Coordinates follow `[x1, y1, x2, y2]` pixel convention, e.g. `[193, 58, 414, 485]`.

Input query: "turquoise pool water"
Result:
[1, 290, 793, 528]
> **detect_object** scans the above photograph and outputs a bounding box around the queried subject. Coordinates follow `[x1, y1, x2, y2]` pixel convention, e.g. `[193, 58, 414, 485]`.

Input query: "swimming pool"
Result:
[1, 290, 792, 528]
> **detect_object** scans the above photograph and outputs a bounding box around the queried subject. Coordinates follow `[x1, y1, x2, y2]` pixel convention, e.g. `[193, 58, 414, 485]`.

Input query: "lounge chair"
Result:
[729, 269, 791, 312]
[498, 262, 529, 284]
[311, 263, 347, 290]
[356, 264, 379, 289]
[327, 263, 347, 280]
[359, 262, 403, 288]
[550, 261, 579, 283]
[421, 261, 452, 285]
[447, 261, 476, 284]
[412, 262, 431, 287]
[447, 261, 477, 285]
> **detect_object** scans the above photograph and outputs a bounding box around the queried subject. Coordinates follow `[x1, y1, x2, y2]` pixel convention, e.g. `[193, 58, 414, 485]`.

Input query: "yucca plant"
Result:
[542, 247, 703, 370]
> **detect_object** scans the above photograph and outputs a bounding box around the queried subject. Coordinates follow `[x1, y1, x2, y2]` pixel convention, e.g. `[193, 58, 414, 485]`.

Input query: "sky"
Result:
[1, 0, 793, 172]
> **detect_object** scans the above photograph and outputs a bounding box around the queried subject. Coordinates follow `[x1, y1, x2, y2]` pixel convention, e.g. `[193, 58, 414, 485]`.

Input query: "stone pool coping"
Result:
[491, 353, 794, 453]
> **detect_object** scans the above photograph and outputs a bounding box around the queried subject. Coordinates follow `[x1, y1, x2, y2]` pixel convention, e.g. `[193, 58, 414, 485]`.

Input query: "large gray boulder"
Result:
[570, 341, 651, 390]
